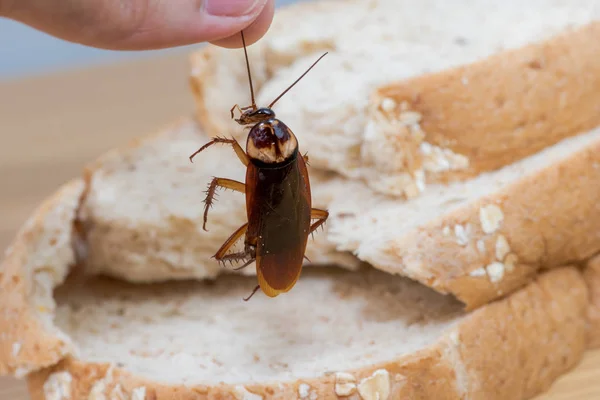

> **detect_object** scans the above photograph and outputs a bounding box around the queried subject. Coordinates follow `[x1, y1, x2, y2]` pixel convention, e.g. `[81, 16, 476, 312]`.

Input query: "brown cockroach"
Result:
[189, 30, 329, 301]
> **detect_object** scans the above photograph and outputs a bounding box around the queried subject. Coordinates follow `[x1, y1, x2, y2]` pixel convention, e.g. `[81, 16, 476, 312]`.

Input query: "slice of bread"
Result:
[362, 21, 600, 197]
[22, 265, 592, 400]
[70, 116, 600, 310]
[190, 0, 600, 197]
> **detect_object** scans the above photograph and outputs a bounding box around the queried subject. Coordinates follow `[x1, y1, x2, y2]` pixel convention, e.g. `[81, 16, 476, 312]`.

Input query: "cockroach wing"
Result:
[246, 153, 312, 297]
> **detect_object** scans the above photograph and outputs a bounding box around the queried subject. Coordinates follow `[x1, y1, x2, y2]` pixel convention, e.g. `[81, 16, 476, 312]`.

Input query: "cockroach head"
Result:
[233, 107, 275, 126]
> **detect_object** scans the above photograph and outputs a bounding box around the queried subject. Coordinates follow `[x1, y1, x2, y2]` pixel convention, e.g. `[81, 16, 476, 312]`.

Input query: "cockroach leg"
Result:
[219, 251, 249, 264]
[189, 137, 249, 167]
[232, 257, 256, 271]
[213, 223, 248, 259]
[309, 208, 329, 235]
[302, 152, 310, 165]
[243, 285, 261, 302]
[203, 178, 246, 231]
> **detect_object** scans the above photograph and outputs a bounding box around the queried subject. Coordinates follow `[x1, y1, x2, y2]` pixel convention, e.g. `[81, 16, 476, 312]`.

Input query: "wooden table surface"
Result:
[0, 50, 599, 400]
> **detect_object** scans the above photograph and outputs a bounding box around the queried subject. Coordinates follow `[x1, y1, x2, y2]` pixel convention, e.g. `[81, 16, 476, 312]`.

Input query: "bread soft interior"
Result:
[53, 265, 463, 386]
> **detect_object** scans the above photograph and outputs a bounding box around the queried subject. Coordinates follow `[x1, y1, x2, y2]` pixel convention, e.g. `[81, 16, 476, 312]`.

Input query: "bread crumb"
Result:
[504, 254, 518, 272]
[495, 235, 510, 261]
[442, 226, 451, 236]
[334, 372, 357, 396]
[469, 267, 487, 277]
[461, 76, 469, 85]
[380, 98, 396, 113]
[486, 262, 505, 283]
[43, 372, 72, 400]
[234, 385, 263, 400]
[479, 204, 504, 234]
[454, 224, 469, 246]
[357, 369, 390, 400]
[476, 239, 486, 254]
[12, 342, 21, 357]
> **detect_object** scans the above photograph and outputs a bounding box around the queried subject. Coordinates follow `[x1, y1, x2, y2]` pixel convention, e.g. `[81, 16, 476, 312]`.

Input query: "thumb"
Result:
[1, 0, 274, 50]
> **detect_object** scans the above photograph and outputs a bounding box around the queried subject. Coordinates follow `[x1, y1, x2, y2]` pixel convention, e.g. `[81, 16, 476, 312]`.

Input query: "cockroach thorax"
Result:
[246, 119, 298, 164]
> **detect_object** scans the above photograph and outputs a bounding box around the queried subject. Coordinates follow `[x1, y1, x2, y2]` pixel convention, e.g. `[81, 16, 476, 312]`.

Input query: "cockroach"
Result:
[189, 30, 329, 301]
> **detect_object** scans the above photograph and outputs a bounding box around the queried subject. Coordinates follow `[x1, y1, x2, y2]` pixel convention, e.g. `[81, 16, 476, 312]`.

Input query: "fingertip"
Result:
[209, 0, 274, 48]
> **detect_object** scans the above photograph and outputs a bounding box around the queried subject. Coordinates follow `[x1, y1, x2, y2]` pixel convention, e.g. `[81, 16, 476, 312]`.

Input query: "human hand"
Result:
[0, 0, 274, 50]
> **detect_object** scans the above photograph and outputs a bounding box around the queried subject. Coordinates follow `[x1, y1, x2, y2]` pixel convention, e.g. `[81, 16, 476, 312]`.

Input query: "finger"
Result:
[209, 0, 274, 48]
[3, 0, 274, 51]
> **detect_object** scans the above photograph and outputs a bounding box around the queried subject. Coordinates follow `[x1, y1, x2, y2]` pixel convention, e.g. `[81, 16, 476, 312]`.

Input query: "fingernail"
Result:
[205, 0, 261, 17]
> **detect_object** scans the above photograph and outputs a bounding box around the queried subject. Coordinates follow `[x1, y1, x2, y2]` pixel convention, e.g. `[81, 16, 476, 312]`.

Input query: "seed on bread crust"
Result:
[479, 204, 504, 234]
[357, 369, 390, 400]
[495, 235, 510, 261]
[486, 262, 505, 283]
[334, 372, 357, 396]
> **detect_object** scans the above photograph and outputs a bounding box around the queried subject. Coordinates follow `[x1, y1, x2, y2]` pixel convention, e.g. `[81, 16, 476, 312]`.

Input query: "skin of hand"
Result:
[0, 0, 275, 50]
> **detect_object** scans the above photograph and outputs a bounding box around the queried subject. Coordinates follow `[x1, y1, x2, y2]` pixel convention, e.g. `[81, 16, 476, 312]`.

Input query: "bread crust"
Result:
[0, 179, 84, 377]
[24, 267, 587, 400]
[364, 21, 600, 197]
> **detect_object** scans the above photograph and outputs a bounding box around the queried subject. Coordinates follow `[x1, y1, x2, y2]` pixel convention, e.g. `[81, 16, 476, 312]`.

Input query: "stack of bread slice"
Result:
[2, 0, 600, 399]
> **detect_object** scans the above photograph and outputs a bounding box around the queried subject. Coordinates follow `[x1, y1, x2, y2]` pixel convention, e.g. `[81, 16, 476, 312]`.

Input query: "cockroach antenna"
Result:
[240, 31, 257, 111]
[268, 51, 328, 109]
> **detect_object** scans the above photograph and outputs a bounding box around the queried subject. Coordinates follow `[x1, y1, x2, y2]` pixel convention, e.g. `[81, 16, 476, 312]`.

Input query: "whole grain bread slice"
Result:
[190, 0, 600, 199]
[361, 21, 600, 197]
[24, 266, 588, 400]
